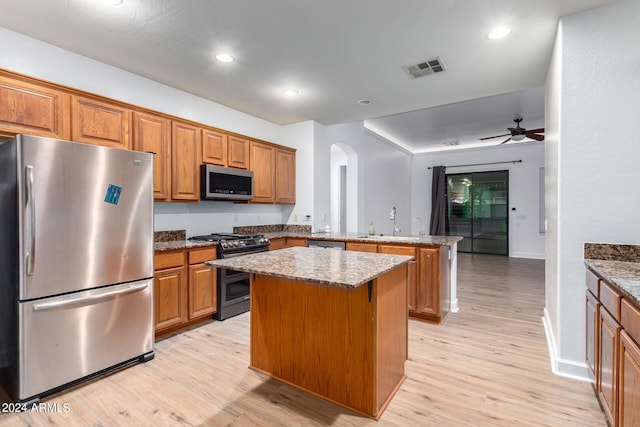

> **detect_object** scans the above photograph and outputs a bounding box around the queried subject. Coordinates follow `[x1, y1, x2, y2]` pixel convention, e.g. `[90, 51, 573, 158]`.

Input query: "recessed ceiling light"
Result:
[486, 28, 511, 40]
[215, 53, 234, 63]
[357, 99, 372, 106]
[282, 89, 299, 97]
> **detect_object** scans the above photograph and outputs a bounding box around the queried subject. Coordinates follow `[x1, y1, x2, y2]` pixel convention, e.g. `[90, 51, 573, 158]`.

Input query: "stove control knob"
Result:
[221, 242, 228, 249]
[239, 241, 245, 246]
[233, 241, 239, 247]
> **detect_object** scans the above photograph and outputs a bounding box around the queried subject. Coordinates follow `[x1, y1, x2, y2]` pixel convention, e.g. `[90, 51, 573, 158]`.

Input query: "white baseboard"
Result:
[510, 251, 545, 260]
[450, 298, 459, 313]
[542, 308, 591, 382]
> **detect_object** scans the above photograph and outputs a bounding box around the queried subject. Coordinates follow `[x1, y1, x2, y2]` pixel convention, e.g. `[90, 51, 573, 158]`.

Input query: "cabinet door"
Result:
[586, 290, 600, 384]
[619, 330, 640, 427]
[228, 135, 249, 169]
[188, 263, 217, 319]
[276, 148, 296, 204]
[346, 242, 378, 253]
[269, 238, 286, 251]
[416, 247, 440, 316]
[599, 305, 621, 426]
[286, 238, 307, 248]
[71, 95, 131, 149]
[154, 267, 187, 332]
[250, 141, 275, 203]
[171, 121, 201, 201]
[202, 128, 228, 166]
[133, 111, 171, 200]
[380, 245, 417, 312]
[0, 73, 70, 139]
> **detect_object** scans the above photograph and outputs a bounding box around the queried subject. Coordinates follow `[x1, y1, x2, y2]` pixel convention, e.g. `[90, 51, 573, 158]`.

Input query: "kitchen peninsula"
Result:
[207, 246, 413, 419]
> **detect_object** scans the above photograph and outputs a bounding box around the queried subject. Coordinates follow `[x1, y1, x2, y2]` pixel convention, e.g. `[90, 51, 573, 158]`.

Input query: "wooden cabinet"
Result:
[227, 135, 249, 169]
[187, 248, 217, 320]
[275, 147, 296, 204]
[71, 95, 131, 149]
[346, 242, 378, 253]
[171, 120, 201, 201]
[416, 247, 441, 318]
[286, 237, 307, 248]
[154, 251, 188, 332]
[599, 304, 621, 425]
[269, 238, 286, 251]
[0, 72, 70, 139]
[154, 246, 218, 338]
[133, 111, 171, 200]
[619, 330, 640, 426]
[586, 290, 600, 383]
[202, 128, 228, 166]
[250, 141, 276, 203]
[380, 245, 417, 313]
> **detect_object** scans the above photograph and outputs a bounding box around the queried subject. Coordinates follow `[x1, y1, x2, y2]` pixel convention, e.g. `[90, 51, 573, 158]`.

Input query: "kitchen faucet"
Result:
[390, 206, 401, 236]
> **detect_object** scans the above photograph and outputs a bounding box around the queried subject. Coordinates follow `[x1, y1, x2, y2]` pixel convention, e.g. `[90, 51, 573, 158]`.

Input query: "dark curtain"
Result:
[429, 166, 446, 235]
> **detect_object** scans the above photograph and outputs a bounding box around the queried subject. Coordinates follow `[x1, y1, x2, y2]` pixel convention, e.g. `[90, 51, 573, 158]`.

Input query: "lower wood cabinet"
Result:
[154, 247, 217, 339]
[586, 290, 600, 383]
[286, 237, 307, 248]
[269, 238, 286, 251]
[599, 305, 621, 424]
[346, 241, 449, 323]
[619, 330, 640, 426]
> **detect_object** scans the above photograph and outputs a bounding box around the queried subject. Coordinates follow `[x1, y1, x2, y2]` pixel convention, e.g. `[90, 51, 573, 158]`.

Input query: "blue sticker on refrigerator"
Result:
[104, 184, 123, 205]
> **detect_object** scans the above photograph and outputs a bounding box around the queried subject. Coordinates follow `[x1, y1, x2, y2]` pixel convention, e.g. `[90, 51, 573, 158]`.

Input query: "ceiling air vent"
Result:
[403, 57, 446, 79]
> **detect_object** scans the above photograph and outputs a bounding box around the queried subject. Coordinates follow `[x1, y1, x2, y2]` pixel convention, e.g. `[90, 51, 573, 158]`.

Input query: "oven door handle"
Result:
[221, 248, 269, 258]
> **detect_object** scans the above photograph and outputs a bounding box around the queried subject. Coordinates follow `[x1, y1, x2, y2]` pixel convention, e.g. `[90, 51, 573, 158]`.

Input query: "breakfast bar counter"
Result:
[207, 247, 413, 419]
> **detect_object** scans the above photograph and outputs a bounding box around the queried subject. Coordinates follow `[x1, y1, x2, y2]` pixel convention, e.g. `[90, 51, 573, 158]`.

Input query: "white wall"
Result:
[412, 143, 546, 258]
[545, 0, 640, 379]
[314, 122, 413, 235]
[0, 26, 318, 233]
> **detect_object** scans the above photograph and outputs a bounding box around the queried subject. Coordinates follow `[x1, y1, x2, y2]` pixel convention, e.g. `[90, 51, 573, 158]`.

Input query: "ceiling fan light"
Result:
[511, 134, 525, 141]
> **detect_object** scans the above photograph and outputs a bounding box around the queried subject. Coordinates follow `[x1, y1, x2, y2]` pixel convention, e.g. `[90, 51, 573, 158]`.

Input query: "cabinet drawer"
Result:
[154, 250, 185, 270]
[379, 245, 416, 257]
[621, 298, 640, 345]
[586, 268, 600, 298]
[188, 248, 217, 265]
[600, 280, 621, 321]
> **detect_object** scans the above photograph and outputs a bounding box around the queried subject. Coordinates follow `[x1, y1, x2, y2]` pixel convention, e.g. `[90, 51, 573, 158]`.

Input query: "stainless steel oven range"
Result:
[188, 233, 269, 320]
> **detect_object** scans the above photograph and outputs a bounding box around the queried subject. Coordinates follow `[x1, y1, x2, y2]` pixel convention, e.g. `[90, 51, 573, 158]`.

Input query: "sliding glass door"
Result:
[446, 170, 509, 255]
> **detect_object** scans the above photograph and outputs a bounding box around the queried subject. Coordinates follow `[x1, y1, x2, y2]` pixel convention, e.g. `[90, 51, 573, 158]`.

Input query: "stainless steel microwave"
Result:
[200, 165, 254, 201]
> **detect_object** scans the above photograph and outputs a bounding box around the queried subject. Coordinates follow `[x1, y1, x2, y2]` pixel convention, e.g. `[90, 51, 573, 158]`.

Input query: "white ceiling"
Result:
[0, 0, 616, 152]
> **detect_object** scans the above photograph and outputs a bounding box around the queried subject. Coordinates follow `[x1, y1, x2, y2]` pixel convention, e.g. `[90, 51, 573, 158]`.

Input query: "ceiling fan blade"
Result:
[526, 133, 545, 141]
[479, 133, 510, 140]
[526, 128, 545, 134]
[499, 137, 512, 145]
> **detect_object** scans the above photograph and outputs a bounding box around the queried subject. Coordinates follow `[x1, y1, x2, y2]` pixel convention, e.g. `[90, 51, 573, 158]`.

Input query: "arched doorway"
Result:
[330, 142, 358, 232]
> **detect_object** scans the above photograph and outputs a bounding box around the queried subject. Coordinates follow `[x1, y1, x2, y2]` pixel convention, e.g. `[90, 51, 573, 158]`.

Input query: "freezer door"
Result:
[18, 135, 154, 300]
[17, 279, 154, 400]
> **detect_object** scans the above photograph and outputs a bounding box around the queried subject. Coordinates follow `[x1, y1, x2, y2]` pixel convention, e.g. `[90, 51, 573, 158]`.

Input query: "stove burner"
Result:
[188, 233, 270, 252]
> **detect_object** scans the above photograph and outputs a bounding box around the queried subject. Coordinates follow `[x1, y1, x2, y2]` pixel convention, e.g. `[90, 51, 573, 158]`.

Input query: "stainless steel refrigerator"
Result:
[0, 134, 155, 404]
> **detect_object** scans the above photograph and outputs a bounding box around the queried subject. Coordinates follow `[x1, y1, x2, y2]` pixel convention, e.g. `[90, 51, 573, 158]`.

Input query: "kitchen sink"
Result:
[356, 235, 421, 242]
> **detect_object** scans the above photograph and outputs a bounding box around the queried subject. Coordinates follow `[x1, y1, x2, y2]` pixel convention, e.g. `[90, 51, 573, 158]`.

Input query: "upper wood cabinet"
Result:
[133, 111, 171, 200]
[228, 135, 249, 169]
[276, 147, 296, 204]
[250, 141, 276, 203]
[202, 128, 228, 166]
[0, 73, 70, 139]
[171, 120, 201, 201]
[71, 95, 131, 149]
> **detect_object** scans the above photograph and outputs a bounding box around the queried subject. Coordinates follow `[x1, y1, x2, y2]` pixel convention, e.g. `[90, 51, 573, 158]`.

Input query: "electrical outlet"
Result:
[293, 213, 298, 221]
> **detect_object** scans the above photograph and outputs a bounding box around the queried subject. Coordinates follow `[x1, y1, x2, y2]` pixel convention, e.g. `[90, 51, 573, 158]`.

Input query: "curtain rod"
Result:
[427, 160, 522, 170]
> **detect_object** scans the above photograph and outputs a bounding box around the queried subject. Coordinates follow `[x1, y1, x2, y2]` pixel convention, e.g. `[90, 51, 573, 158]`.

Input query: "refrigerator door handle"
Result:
[32, 282, 149, 311]
[25, 165, 36, 276]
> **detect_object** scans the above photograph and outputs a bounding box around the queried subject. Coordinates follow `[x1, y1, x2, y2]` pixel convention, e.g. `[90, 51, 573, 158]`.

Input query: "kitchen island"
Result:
[207, 246, 413, 419]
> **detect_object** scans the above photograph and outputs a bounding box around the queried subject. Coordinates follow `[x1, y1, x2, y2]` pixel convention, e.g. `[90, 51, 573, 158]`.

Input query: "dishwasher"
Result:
[307, 240, 346, 250]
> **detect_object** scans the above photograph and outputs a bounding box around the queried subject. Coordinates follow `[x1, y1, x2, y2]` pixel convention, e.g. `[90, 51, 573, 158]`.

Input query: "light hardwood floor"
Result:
[0, 254, 606, 426]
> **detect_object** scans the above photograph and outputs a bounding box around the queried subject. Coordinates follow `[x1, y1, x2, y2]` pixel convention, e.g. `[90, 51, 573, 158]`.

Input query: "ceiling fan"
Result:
[479, 118, 545, 145]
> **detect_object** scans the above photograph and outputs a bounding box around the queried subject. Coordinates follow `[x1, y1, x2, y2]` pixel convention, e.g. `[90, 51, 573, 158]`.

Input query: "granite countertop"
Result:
[585, 259, 640, 306]
[154, 240, 217, 252]
[206, 246, 413, 289]
[263, 231, 463, 246]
